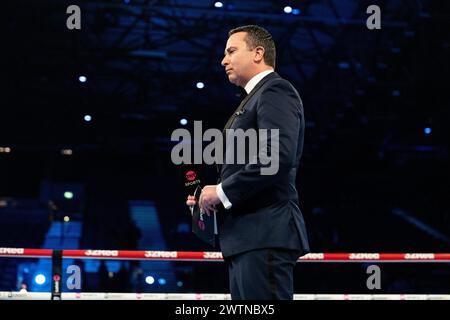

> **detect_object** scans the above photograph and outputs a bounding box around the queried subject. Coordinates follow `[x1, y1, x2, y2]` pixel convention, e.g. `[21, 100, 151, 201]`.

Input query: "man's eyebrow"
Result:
[224, 46, 237, 55]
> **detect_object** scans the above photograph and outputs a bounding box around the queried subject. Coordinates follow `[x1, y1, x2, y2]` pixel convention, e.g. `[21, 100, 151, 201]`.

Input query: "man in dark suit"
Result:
[187, 25, 309, 300]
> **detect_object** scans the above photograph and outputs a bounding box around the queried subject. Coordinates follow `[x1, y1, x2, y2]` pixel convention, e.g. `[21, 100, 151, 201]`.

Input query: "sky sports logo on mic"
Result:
[171, 121, 279, 176]
[185, 171, 196, 181]
[184, 170, 201, 187]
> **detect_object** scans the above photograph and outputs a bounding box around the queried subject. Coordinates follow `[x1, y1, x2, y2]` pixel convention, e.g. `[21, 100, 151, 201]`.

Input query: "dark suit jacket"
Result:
[217, 72, 310, 257]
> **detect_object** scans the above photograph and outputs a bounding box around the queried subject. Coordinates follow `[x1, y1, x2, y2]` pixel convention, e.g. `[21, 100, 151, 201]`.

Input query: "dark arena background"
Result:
[1, 0, 449, 304]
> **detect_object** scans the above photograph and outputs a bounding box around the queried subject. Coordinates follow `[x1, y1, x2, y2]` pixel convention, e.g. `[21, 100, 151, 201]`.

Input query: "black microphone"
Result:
[181, 164, 202, 197]
[179, 164, 216, 247]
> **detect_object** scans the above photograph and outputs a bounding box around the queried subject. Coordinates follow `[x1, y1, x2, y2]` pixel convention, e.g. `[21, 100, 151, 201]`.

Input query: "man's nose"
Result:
[221, 56, 228, 67]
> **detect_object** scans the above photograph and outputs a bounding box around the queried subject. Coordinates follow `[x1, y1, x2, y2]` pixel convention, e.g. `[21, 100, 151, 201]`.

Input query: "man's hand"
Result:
[199, 185, 221, 216]
[186, 195, 196, 216]
[186, 195, 196, 207]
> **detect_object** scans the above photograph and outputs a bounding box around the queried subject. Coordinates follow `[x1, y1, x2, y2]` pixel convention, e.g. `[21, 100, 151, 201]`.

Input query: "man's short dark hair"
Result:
[228, 25, 276, 68]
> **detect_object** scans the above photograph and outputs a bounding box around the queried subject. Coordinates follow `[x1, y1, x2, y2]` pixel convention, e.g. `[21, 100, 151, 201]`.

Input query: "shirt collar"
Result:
[244, 69, 274, 94]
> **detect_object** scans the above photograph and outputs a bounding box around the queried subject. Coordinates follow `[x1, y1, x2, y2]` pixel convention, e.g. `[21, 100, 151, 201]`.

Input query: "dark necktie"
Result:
[222, 89, 248, 133]
[217, 89, 249, 175]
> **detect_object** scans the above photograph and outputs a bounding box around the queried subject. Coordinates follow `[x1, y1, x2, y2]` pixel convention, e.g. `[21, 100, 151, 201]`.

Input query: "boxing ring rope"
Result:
[1, 247, 450, 300]
[2, 247, 450, 262]
[1, 292, 450, 300]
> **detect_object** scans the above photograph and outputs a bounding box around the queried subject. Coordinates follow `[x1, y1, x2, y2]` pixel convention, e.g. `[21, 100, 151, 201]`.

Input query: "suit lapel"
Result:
[222, 72, 280, 133]
[217, 72, 281, 174]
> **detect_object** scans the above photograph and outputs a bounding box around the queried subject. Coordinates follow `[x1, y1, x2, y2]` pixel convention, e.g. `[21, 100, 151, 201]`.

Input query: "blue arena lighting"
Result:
[158, 278, 166, 285]
[424, 127, 431, 135]
[338, 62, 350, 69]
[292, 8, 301, 15]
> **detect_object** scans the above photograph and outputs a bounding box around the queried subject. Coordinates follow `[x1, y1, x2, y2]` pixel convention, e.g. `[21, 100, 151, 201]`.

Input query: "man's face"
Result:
[221, 32, 256, 87]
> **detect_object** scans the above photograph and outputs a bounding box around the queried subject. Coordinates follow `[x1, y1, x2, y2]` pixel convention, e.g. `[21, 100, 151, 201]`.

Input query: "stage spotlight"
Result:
[292, 8, 301, 15]
[84, 115, 92, 122]
[177, 281, 183, 287]
[180, 119, 188, 126]
[61, 149, 73, 155]
[284, 6, 292, 14]
[158, 278, 166, 285]
[78, 76, 87, 83]
[145, 276, 155, 285]
[64, 216, 70, 222]
[196, 82, 205, 89]
[214, 2, 223, 8]
[64, 191, 74, 199]
[34, 274, 46, 285]
[424, 127, 431, 135]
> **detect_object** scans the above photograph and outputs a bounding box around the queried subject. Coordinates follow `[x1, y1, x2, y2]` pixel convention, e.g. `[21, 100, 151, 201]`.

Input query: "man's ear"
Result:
[254, 46, 265, 63]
